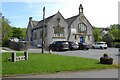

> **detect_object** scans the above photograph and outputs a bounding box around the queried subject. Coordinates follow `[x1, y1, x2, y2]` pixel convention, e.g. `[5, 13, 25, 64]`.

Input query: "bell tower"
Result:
[79, 4, 83, 14]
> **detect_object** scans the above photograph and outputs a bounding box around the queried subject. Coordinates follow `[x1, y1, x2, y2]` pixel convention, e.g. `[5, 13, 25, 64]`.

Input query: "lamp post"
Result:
[42, 7, 45, 54]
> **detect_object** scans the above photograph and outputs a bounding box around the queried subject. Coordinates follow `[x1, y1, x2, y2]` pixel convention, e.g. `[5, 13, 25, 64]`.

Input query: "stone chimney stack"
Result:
[29, 17, 32, 22]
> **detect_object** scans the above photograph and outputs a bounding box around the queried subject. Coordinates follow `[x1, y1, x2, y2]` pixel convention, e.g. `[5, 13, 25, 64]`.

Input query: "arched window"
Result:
[78, 23, 87, 33]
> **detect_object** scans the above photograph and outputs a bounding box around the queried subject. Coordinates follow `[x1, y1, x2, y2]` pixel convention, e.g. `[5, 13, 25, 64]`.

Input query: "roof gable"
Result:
[66, 14, 93, 28]
[83, 15, 93, 28]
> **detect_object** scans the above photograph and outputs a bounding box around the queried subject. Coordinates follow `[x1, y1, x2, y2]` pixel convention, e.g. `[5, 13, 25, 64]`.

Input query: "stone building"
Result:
[26, 4, 93, 48]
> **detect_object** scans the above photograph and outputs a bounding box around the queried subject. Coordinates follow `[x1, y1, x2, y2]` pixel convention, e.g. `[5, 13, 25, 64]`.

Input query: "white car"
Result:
[92, 42, 107, 49]
[37, 44, 42, 48]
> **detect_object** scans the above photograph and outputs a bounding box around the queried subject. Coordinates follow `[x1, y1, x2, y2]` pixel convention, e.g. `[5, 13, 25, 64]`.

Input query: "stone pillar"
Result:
[24, 52, 28, 60]
[11, 52, 16, 62]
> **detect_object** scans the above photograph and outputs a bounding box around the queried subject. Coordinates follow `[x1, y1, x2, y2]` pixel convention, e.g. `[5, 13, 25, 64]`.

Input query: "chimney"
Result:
[29, 17, 32, 22]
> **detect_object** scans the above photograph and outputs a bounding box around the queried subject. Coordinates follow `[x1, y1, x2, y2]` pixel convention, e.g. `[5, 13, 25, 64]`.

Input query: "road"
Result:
[52, 48, 119, 64]
[27, 48, 119, 64]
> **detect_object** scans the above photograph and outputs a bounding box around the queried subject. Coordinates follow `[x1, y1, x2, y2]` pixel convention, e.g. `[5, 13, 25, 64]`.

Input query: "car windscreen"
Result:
[55, 41, 68, 44]
[97, 43, 106, 44]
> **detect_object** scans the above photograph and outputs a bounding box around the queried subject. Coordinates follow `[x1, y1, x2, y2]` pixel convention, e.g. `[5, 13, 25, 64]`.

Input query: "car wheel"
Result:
[56, 48, 59, 51]
[86, 48, 89, 50]
[100, 46, 103, 49]
[105, 47, 107, 49]
[92, 46, 95, 49]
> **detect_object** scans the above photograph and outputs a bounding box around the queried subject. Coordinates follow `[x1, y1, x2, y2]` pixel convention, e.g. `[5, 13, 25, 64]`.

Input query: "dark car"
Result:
[49, 41, 69, 51]
[68, 41, 79, 50]
[115, 44, 120, 48]
[78, 43, 90, 50]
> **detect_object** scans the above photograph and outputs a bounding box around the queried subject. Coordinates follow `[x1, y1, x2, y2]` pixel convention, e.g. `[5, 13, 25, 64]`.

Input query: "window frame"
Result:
[53, 27, 64, 37]
[78, 23, 87, 33]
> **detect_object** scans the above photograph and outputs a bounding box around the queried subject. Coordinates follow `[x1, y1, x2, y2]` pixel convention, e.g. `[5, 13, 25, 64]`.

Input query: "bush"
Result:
[100, 53, 113, 65]
[2, 39, 10, 47]
[100, 57, 113, 65]
[9, 41, 28, 51]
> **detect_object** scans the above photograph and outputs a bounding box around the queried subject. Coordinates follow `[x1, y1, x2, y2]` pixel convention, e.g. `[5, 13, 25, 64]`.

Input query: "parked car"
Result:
[37, 44, 42, 48]
[68, 41, 79, 50]
[115, 44, 120, 48]
[49, 41, 69, 51]
[92, 42, 107, 49]
[78, 43, 90, 50]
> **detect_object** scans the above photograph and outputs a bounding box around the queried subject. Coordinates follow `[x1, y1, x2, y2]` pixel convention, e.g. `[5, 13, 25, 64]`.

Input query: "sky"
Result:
[1, 0, 120, 28]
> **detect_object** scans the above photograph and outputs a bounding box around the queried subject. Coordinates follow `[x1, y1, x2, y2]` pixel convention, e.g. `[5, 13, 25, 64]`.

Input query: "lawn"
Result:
[0, 53, 2, 76]
[2, 52, 118, 76]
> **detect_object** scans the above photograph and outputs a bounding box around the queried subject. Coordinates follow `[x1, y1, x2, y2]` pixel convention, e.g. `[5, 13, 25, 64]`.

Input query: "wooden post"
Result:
[42, 7, 45, 54]
[24, 52, 28, 60]
[11, 52, 16, 62]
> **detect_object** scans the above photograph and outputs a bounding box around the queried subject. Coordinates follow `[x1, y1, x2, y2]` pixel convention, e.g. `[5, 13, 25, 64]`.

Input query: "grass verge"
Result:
[0, 53, 2, 76]
[2, 52, 118, 76]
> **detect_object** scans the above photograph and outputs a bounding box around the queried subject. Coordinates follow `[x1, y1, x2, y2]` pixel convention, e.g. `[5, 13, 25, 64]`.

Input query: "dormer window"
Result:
[78, 23, 87, 33]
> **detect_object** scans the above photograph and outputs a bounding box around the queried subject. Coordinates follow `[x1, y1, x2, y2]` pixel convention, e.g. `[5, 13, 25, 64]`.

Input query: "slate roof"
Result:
[36, 14, 56, 27]
[30, 11, 93, 29]
[66, 15, 79, 26]
[31, 20, 39, 27]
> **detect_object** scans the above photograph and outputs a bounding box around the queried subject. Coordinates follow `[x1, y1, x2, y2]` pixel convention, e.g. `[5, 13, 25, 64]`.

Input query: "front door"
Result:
[80, 36, 84, 43]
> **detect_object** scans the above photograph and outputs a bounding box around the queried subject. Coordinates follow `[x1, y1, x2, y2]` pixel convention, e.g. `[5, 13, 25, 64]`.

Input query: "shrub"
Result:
[100, 53, 113, 65]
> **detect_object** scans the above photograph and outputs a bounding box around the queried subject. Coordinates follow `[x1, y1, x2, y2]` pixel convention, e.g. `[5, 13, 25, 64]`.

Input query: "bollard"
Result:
[24, 52, 28, 60]
[11, 52, 16, 62]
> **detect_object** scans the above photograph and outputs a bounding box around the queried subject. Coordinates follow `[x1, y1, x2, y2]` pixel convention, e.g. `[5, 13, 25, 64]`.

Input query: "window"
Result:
[88, 36, 90, 40]
[57, 18, 60, 23]
[78, 23, 87, 33]
[54, 27, 64, 37]
[75, 35, 77, 39]
[34, 31, 37, 39]
[39, 29, 42, 38]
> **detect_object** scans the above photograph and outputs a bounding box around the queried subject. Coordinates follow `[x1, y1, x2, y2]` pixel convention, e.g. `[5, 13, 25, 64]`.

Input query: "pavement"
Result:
[5, 69, 118, 78]
[1, 47, 15, 52]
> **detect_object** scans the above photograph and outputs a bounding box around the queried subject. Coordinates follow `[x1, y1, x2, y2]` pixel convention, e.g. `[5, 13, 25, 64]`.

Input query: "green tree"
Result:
[12, 27, 23, 39]
[109, 24, 119, 39]
[21, 28, 26, 39]
[2, 17, 13, 47]
[12, 27, 26, 39]
[92, 27, 101, 42]
[102, 33, 113, 47]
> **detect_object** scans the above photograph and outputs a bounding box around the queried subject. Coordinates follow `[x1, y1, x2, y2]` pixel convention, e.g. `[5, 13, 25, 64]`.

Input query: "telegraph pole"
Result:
[42, 7, 45, 54]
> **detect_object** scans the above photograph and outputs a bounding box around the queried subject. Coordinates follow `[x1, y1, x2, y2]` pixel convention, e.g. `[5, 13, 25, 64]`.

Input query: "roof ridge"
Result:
[35, 13, 56, 27]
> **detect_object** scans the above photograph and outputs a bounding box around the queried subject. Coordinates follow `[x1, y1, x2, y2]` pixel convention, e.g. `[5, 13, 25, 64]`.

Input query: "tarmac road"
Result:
[52, 48, 119, 64]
